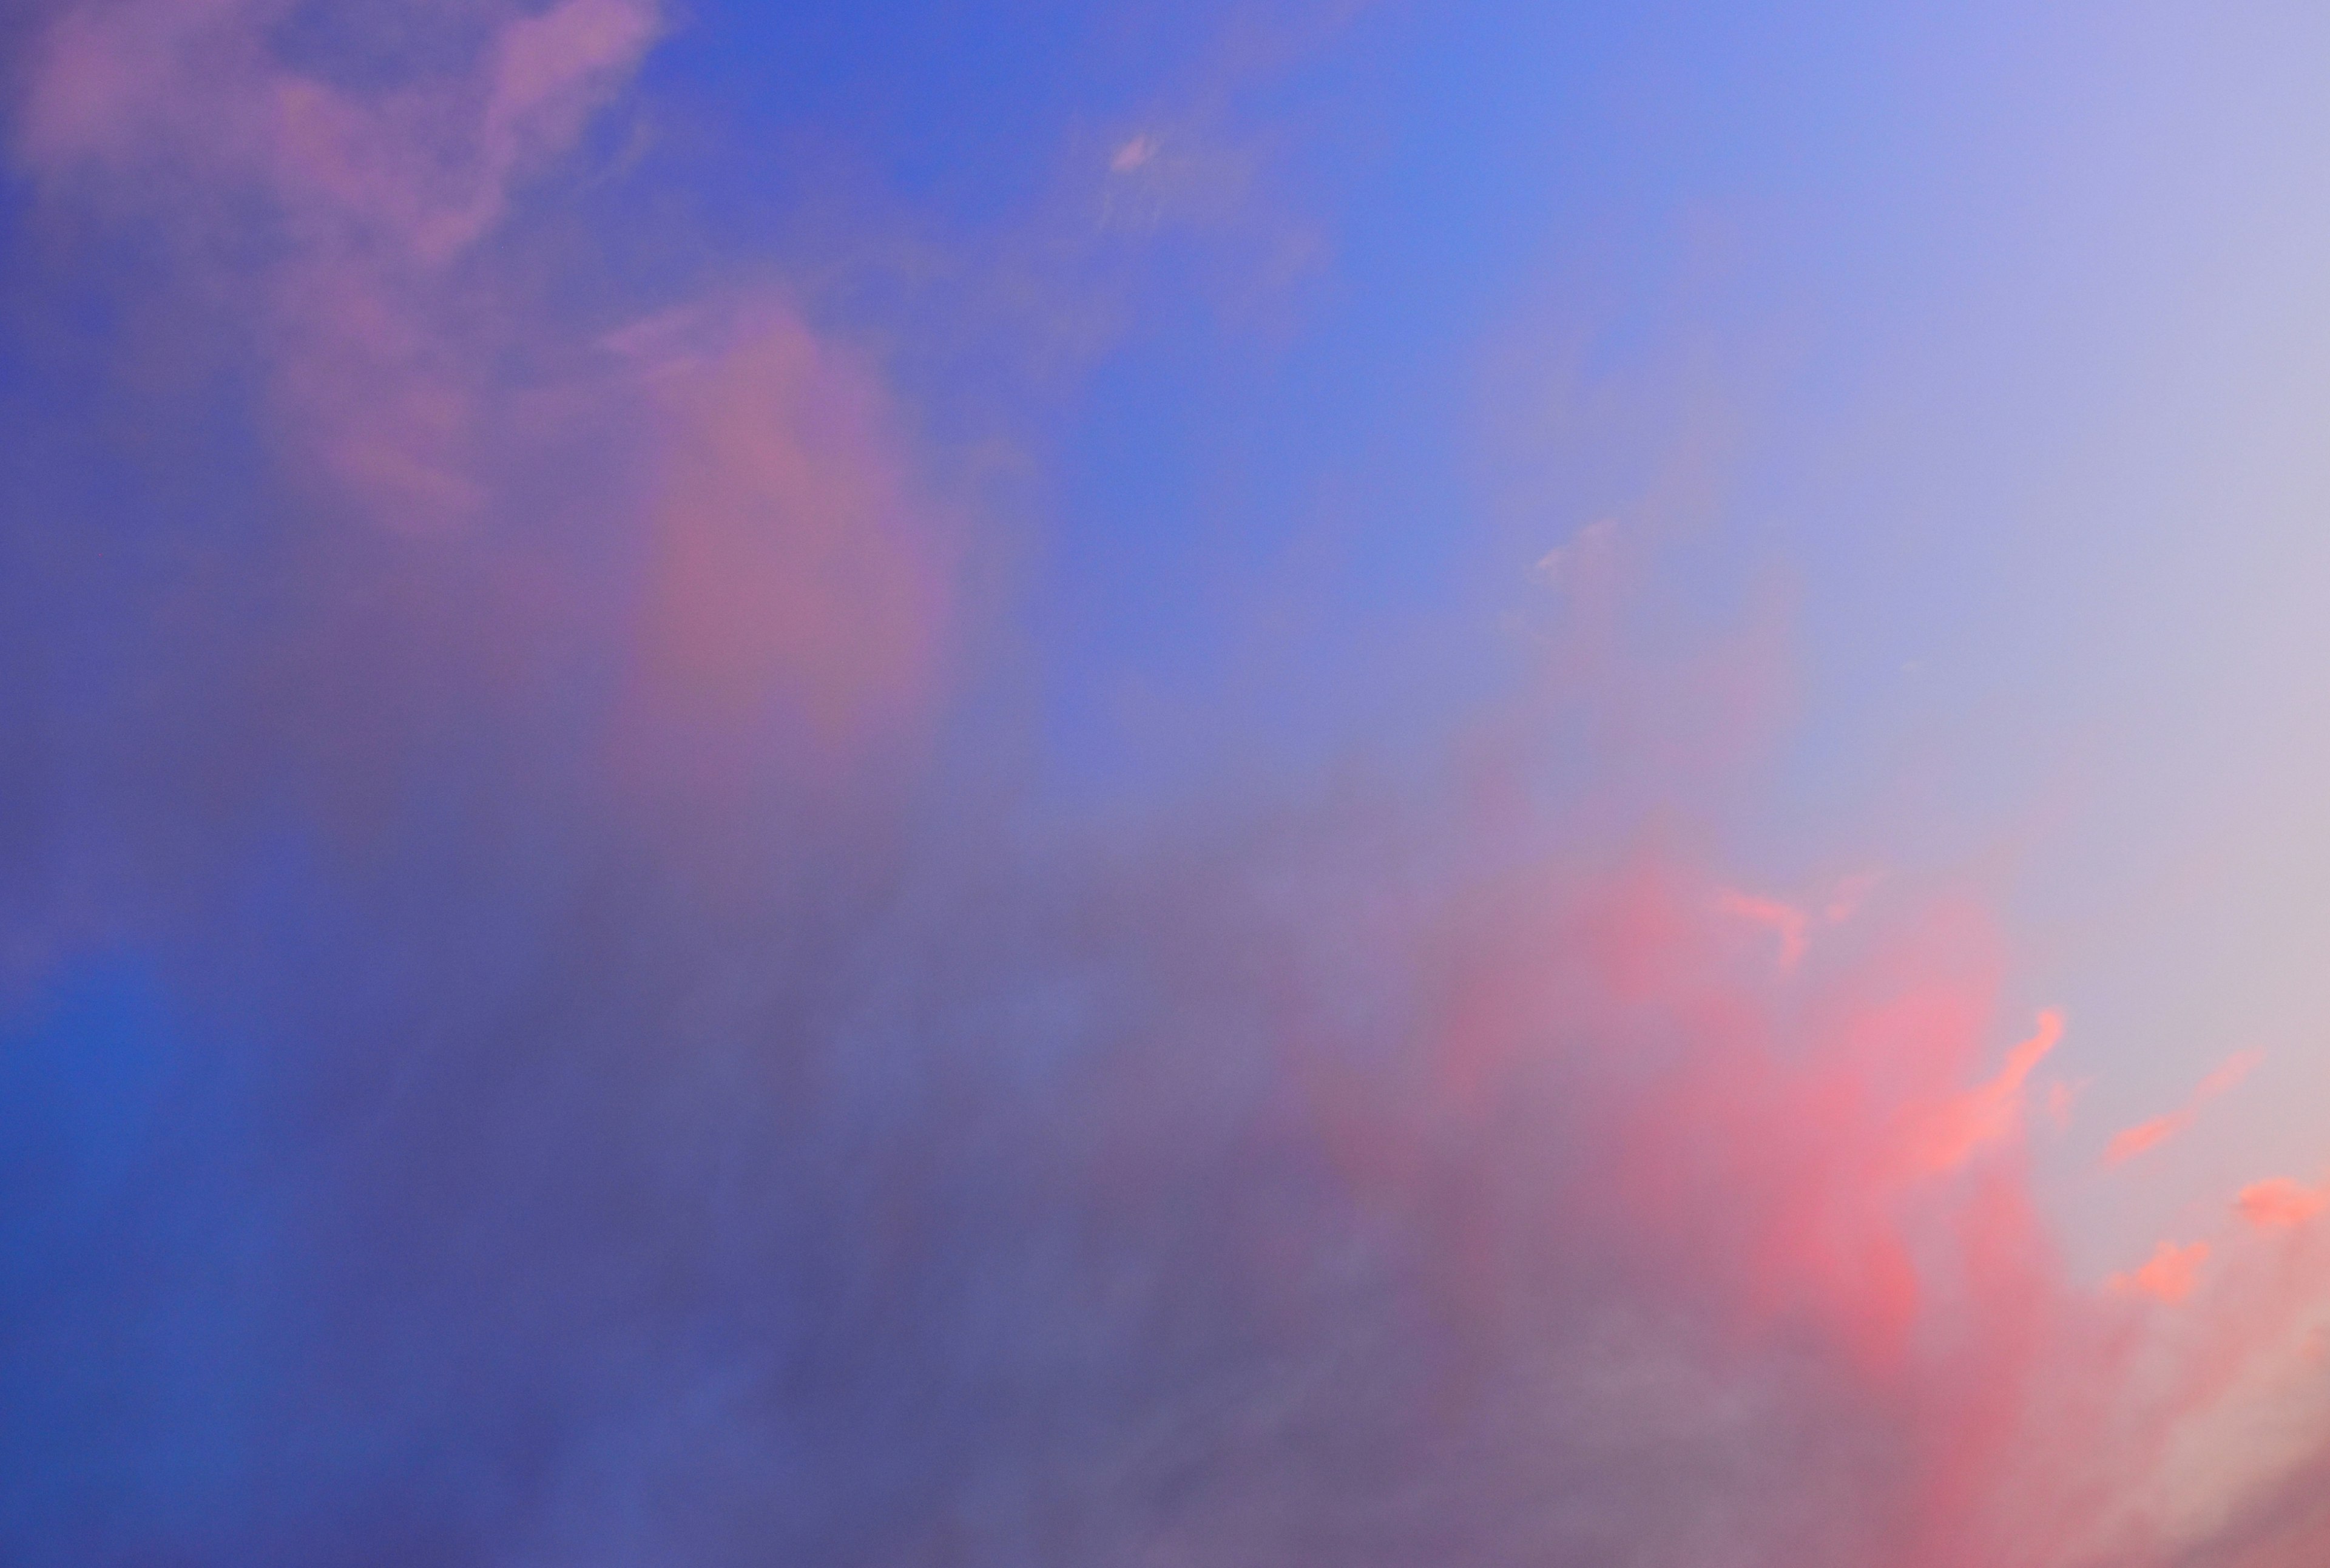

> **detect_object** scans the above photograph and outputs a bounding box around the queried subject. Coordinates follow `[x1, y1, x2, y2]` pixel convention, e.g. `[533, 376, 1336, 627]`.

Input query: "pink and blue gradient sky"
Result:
[7, 2, 2330, 1564]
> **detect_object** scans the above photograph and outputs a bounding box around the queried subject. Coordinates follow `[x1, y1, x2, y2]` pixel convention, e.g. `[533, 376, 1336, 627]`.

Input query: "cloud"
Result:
[2106, 1049, 2263, 1166]
[12, 0, 951, 776]
[2114, 1239, 2210, 1304]
[15, 0, 663, 531]
[1712, 871, 1885, 973]
[15, 357, 2322, 1566]
[2110, 1110, 2195, 1165]
[1712, 886, 1810, 968]
[1906, 1007, 2062, 1178]
[7, 473, 2330, 1567]
[10, 10, 2330, 1567]
[606, 299, 956, 782]
[2200, 1049, 2266, 1099]
[2238, 1178, 2329, 1231]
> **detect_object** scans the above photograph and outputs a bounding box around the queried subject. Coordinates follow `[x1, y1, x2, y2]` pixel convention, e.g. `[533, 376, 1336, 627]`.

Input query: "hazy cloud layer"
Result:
[6, 7, 2330, 1568]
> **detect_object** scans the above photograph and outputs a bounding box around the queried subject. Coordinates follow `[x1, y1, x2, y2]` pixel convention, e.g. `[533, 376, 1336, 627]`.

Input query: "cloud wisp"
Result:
[2106, 1049, 2264, 1166]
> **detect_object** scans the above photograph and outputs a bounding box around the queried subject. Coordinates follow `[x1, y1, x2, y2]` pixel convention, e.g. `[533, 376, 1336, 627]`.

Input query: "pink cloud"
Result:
[1908, 1007, 2063, 1178]
[2105, 1048, 2263, 1166]
[16, 12, 2330, 1564]
[2238, 1178, 2328, 1231]
[2113, 1239, 2210, 1303]
[1297, 830, 2330, 1565]
[1712, 871, 1885, 973]
[16, 0, 952, 771]
[2201, 1047, 2266, 1098]
[2107, 1109, 2194, 1164]
[607, 301, 955, 775]
[15, 0, 663, 530]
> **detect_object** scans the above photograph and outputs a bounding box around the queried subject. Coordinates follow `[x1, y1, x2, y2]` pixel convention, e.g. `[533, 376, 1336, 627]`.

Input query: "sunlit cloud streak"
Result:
[2106, 1049, 2264, 1166]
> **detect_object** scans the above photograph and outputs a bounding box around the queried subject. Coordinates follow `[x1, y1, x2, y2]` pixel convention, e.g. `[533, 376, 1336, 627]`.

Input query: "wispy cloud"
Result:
[18, 0, 664, 531]
[1712, 871, 1885, 972]
[15, 0, 956, 775]
[2106, 1049, 2263, 1166]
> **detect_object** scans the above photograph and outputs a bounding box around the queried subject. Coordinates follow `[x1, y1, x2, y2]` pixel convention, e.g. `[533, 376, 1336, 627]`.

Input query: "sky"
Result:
[7, 2, 2330, 1564]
